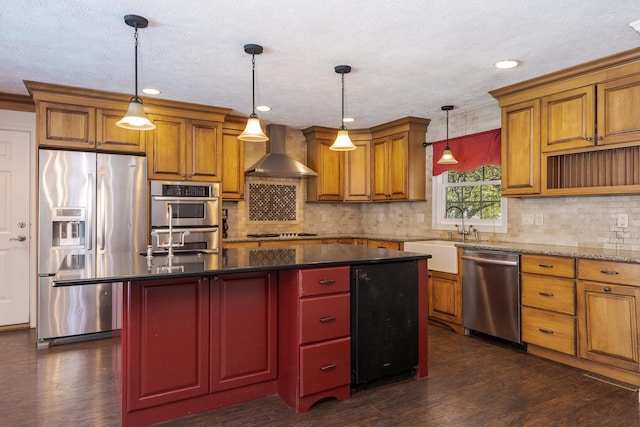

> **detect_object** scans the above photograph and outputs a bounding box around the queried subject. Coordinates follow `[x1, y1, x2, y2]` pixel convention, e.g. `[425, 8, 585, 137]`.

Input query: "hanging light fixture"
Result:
[437, 105, 458, 164]
[330, 65, 357, 151]
[238, 44, 269, 142]
[116, 15, 156, 131]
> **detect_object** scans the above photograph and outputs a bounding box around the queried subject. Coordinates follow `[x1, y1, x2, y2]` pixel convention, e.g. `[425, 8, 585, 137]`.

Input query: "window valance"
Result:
[432, 128, 501, 176]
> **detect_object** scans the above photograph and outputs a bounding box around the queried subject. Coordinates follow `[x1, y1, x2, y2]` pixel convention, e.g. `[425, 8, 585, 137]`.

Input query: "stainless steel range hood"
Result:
[245, 124, 317, 177]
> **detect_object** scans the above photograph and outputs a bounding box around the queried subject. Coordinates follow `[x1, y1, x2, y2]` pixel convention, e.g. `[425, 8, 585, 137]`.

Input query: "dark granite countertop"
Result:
[51, 244, 431, 287]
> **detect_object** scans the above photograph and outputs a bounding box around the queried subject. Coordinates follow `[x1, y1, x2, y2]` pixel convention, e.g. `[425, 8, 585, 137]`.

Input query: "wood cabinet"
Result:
[366, 239, 401, 251]
[30, 94, 145, 153]
[221, 115, 246, 200]
[370, 117, 429, 201]
[500, 99, 541, 196]
[521, 255, 576, 355]
[577, 259, 640, 372]
[210, 272, 277, 391]
[428, 270, 463, 333]
[147, 114, 222, 182]
[490, 48, 640, 196]
[278, 266, 351, 412]
[124, 276, 210, 411]
[304, 118, 427, 203]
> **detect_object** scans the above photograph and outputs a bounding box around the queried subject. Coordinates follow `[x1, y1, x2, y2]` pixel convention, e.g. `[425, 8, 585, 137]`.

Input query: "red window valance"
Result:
[432, 128, 501, 176]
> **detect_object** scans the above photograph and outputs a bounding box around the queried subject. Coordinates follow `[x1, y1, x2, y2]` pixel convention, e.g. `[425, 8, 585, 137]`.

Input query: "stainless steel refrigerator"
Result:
[37, 149, 147, 347]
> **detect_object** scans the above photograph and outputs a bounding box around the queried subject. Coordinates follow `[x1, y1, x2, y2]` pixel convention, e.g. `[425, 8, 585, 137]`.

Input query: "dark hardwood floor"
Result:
[1, 322, 638, 426]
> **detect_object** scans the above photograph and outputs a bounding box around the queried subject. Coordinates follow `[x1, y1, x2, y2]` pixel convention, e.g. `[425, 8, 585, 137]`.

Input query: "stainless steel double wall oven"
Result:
[150, 181, 221, 254]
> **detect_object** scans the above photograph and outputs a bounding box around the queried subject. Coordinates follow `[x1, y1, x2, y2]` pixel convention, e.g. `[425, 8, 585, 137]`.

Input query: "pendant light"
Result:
[116, 15, 156, 131]
[238, 44, 269, 142]
[437, 105, 458, 164]
[329, 65, 357, 151]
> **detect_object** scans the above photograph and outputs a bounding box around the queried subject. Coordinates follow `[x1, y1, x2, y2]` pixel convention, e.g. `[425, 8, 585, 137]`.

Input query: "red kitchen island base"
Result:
[101, 248, 429, 426]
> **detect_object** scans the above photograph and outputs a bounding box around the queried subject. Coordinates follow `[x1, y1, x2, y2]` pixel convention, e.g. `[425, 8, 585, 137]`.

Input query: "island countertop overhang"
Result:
[51, 243, 432, 287]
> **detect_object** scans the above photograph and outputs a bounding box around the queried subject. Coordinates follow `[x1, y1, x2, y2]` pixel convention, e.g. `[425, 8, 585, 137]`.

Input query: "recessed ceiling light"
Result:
[630, 19, 640, 34]
[343, 117, 355, 123]
[495, 60, 519, 69]
[256, 105, 271, 112]
[142, 88, 161, 95]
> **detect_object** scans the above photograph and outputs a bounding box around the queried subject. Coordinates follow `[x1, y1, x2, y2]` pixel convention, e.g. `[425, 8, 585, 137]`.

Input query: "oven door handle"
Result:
[152, 196, 218, 202]
[151, 227, 219, 234]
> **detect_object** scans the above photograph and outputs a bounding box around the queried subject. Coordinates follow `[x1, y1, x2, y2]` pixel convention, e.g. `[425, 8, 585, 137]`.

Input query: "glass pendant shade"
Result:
[238, 116, 269, 142]
[330, 128, 357, 151]
[437, 147, 458, 164]
[116, 97, 156, 130]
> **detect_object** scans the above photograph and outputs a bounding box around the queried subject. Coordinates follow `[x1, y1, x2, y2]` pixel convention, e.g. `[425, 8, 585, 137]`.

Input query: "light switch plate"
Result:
[522, 213, 534, 225]
[617, 213, 629, 228]
[417, 213, 425, 223]
[534, 213, 544, 226]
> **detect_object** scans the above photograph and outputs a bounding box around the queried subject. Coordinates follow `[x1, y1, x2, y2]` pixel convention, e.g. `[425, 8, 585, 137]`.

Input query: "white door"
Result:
[0, 127, 31, 326]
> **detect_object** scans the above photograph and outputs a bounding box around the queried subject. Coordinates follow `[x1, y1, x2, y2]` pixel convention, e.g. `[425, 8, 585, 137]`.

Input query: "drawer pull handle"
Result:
[320, 316, 336, 323]
[604, 287, 612, 293]
[538, 292, 554, 297]
[319, 279, 336, 285]
[320, 363, 337, 371]
[538, 264, 554, 269]
[600, 270, 619, 276]
[539, 328, 554, 335]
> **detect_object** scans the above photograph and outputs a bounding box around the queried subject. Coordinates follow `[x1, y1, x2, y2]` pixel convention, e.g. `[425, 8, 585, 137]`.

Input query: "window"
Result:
[432, 165, 507, 233]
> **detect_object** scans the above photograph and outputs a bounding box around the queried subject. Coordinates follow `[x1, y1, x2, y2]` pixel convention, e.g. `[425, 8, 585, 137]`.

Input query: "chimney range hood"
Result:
[245, 124, 317, 177]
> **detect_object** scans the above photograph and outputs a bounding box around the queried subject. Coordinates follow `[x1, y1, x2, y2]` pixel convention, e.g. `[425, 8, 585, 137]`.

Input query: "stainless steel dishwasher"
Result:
[462, 249, 521, 344]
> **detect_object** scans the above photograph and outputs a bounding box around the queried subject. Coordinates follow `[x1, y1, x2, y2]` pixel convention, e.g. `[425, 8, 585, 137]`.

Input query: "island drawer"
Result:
[298, 266, 350, 297]
[578, 259, 640, 286]
[299, 294, 350, 345]
[299, 337, 350, 397]
[522, 306, 575, 355]
[521, 254, 575, 278]
[521, 275, 575, 315]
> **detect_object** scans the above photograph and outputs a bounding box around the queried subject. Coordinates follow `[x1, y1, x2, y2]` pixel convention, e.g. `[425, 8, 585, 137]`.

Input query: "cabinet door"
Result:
[37, 101, 96, 149]
[428, 271, 462, 325]
[597, 74, 640, 146]
[221, 126, 244, 199]
[147, 114, 187, 180]
[125, 277, 210, 411]
[210, 272, 277, 392]
[344, 138, 371, 201]
[316, 139, 344, 201]
[501, 99, 541, 195]
[577, 280, 640, 372]
[188, 119, 222, 182]
[371, 136, 389, 200]
[541, 86, 595, 152]
[96, 108, 145, 153]
[387, 132, 409, 200]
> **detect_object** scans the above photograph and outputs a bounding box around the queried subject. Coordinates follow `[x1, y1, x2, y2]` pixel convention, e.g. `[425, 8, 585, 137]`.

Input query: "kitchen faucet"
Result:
[151, 203, 190, 257]
[447, 206, 471, 241]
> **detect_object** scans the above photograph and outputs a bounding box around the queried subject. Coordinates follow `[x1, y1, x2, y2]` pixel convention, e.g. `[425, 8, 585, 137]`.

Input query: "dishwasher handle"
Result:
[461, 255, 519, 267]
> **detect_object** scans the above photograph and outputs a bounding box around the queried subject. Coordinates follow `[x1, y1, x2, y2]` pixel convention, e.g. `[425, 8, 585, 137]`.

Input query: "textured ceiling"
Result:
[2, 1, 640, 129]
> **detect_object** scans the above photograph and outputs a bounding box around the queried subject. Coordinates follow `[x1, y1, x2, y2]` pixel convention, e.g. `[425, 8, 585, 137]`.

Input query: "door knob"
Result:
[10, 235, 26, 242]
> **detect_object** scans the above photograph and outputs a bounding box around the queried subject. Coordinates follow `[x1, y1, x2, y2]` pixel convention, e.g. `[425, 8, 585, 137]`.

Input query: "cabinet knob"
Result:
[88, 140, 95, 145]
[604, 287, 612, 293]
[585, 137, 592, 142]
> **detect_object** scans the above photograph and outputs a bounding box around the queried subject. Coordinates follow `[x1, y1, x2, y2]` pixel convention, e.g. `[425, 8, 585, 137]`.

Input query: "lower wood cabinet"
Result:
[428, 270, 463, 333]
[577, 259, 640, 372]
[278, 266, 351, 412]
[125, 276, 210, 411]
[210, 272, 277, 391]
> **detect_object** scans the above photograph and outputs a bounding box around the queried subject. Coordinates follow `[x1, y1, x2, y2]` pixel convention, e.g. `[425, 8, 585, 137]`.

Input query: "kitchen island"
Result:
[52, 244, 430, 427]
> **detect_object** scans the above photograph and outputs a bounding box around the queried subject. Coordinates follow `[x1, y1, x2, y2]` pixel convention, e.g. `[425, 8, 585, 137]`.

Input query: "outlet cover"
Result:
[378, 213, 385, 222]
[534, 213, 544, 226]
[617, 213, 629, 228]
[522, 213, 534, 225]
[417, 213, 425, 223]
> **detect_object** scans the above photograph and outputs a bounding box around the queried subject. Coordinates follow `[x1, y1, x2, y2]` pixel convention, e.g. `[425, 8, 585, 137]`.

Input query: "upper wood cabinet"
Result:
[29, 86, 145, 153]
[490, 47, 640, 196]
[220, 116, 246, 200]
[501, 99, 541, 196]
[147, 115, 222, 182]
[344, 131, 372, 201]
[304, 127, 344, 202]
[370, 117, 429, 201]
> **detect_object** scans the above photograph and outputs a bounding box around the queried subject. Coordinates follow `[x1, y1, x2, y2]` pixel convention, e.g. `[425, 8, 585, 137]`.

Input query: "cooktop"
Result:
[246, 233, 318, 238]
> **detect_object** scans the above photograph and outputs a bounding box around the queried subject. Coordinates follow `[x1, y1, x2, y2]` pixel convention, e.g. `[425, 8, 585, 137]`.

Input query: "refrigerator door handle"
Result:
[87, 173, 94, 251]
[99, 174, 106, 251]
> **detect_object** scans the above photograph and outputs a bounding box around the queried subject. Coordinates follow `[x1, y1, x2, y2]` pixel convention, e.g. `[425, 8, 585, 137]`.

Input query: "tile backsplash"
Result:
[248, 182, 298, 222]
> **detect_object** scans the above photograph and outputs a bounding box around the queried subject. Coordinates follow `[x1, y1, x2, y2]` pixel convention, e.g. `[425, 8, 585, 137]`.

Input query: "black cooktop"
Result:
[246, 233, 318, 238]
